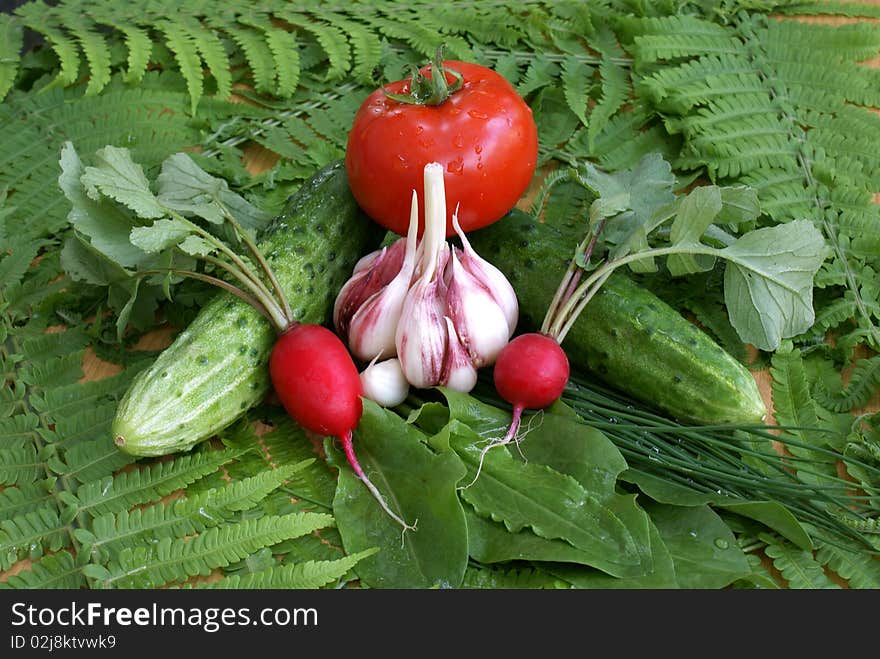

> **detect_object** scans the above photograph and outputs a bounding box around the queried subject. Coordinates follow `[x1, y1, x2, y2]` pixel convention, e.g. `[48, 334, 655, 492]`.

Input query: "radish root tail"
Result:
[458, 404, 524, 491]
[340, 431, 418, 533]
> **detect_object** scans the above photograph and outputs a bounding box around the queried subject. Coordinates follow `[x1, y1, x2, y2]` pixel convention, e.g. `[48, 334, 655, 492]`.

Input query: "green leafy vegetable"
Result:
[330, 401, 469, 589]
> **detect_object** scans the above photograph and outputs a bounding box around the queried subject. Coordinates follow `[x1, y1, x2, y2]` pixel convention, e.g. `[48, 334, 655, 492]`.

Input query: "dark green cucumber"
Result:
[470, 208, 767, 426]
[112, 161, 385, 456]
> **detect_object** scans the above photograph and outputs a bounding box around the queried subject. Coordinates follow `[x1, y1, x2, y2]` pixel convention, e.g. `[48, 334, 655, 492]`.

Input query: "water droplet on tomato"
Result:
[468, 110, 489, 120]
[474, 144, 483, 154]
[415, 125, 424, 135]
[447, 157, 464, 175]
[394, 154, 408, 171]
[453, 134, 464, 148]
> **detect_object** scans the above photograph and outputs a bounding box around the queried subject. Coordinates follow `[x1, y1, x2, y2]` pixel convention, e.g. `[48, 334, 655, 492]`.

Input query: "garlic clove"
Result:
[440, 317, 478, 393]
[395, 245, 450, 389]
[445, 247, 511, 368]
[343, 191, 421, 361]
[360, 357, 410, 408]
[333, 194, 417, 343]
[452, 211, 518, 335]
[347, 260, 412, 361]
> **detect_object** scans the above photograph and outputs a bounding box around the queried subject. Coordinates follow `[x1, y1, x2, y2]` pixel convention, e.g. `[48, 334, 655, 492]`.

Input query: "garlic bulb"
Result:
[334, 161, 519, 396]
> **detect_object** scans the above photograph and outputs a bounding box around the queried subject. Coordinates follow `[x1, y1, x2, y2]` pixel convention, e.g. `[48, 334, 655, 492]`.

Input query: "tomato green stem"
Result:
[382, 45, 463, 106]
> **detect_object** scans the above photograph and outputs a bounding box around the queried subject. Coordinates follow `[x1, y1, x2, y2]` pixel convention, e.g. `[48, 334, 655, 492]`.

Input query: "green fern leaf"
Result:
[50, 436, 135, 485]
[822, 355, 880, 413]
[0, 446, 42, 486]
[517, 55, 558, 98]
[263, 27, 300, 98]
[769, 343, 841, 485]
[627, 15, 742, 63]
[0, 507, 68, 570]
[202, 548, 378, 589]
[588, 57, 628, 150]
[0, 481, 57, 522]
[0, 14, 22, 101]
[760, 533, 840, 589]
[184, 20, 233, 101]
[817, 541, 880, 589]
[560, 55, 592, 127]
[322, 12, 382, 84]
[0, 413, 40, 450]
[157, 20, 203, 114]
[276, 10, 349, 80]
[66, 18, 112, 96]
[88, 461, 313, 556]
[778, 1, 880, 18]
[117, 24, 152, 84]
[76, 448, 242, 517]
[226, 22, 275, 96]
[39, 402, 117, 450]
[99, 512, 335, 589]
[0, 550, 85, 590]
[38, 24, 82, 88]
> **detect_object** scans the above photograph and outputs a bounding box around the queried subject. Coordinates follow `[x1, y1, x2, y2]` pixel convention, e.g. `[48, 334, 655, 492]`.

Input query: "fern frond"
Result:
[627, 15, 742, 63]
[49, 436, 135, 485]
[225, 22, 275, 96]
[39, 402, 117, 450]
[757, 16, 880, 63]
[0, 413, 40, 450]
[0, 446, 42, 486]
[0, 482, 57, 522]
[816, 541, 880, 590]
[323, 12, 381, 84]
[588, 54, 628, 150]
[779, 1, 880, 19]
[263, 26, 300, 98]
[560, 55, 592, 127]
[97, 512, 335, 589]
[65, 17, 112, 96]
[75, 448, 241, 517]
[0, 550, 85, 590]
[517, 55, 559, 97]
[88, 461, 312, 556]
[769, 343, 840, 479]
[0, 14, 22, 101]
[19, 353, 84, 389]
[37, 23, 82, 88]
[157, 20, 203, 114]
[276, 9, 349, 81]
[821, 356, 880, 413]
[183, 19, 232, 101]
[117, 23, 152, 84]
[759, 533, 840, 589]
[201, 548, 377, 589]
[0, 507, 68, 570]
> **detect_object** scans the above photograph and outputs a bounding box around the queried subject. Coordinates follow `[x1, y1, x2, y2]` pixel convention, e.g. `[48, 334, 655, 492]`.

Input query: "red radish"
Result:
[492, 332, 570, 444]
[270, 322, 415, 531]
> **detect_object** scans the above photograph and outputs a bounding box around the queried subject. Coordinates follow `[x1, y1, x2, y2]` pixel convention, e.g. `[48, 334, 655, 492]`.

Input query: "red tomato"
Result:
[345, 60, 538, 237]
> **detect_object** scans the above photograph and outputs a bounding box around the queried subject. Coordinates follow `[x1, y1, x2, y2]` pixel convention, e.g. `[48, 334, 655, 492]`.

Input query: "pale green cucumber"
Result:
[112, 161, 385, 456]
[470, 208, 767, 426]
